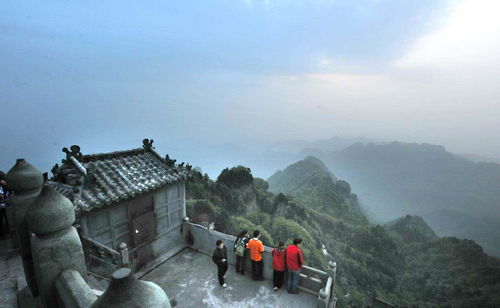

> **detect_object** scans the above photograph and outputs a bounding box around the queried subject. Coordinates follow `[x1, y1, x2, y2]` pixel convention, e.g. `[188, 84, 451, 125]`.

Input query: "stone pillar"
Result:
[26, 184, 87, 308]
[182, 216, 194, 246]
[327, 261, 337, 308]
[5, 159, 44, 296]
[91, 267, 171, 308]
[327, 261, 336, 285]
[118, 242, 129, 266]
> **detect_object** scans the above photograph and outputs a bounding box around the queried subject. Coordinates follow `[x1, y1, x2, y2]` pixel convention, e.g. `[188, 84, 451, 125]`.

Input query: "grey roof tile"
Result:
[52, 148, 188, 212]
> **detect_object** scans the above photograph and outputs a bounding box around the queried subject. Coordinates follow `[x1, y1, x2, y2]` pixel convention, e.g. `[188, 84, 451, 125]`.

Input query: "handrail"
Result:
[303, 265, 328, 278]
[80, 234, 120, 258]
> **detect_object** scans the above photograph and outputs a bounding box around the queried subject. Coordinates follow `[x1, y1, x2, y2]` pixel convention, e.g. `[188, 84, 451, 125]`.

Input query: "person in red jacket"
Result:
[272, 241, 286, 291]
[286, 238, 304, 294]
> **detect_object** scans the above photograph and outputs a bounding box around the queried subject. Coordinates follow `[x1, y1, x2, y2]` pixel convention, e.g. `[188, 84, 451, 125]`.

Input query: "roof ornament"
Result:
[142, 138, 155, 150]
[165, 154, 176, 167]
[51, 163, 60, 181]
[62, 145, 83, 162]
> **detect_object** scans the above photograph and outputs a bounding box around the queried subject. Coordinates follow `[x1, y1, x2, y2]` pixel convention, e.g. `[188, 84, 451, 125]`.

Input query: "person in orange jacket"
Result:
[246, 230, 265, 281]
[286, 238, 304, 294]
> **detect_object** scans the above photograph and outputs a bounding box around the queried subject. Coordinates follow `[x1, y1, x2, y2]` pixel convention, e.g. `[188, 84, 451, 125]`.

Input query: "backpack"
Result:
[235, 237, 245, 257]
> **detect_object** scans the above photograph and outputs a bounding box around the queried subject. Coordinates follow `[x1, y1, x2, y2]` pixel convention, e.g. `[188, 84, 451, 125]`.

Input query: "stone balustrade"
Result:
[55, 269, 97, 308]
[80, 234, 122, 277]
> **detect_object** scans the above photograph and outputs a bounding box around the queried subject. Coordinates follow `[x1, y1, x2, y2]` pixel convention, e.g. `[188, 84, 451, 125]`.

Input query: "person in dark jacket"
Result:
[0, 180, 11, 237]
[234, 230, 249, 275]
[286, 238, 304, 294]
[272, 241, 286, 291]
[212, 239, 228, 288]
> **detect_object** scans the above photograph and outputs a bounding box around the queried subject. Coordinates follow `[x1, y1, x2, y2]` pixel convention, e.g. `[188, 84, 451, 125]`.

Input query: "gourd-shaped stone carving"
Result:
[26, 184, 87, 308]
[92, 267, 171, 308]
[6, 159, 44, 295]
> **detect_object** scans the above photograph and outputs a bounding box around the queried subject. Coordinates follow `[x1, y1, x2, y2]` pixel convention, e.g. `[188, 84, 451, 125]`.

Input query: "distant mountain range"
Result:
[261, 157, 500, 306]
[155, 135, 500, 257]
[317, 141, 500, 257]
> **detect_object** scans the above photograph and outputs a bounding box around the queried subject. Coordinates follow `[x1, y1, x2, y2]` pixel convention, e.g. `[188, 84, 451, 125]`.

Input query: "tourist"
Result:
[212, 240, 228, 288]
[272, 241, 286, 291]
[286, 238, 304, 294]
[247, 230, 265, 281]
[234, 230, 249, 275]
[0, 179, 11, 237]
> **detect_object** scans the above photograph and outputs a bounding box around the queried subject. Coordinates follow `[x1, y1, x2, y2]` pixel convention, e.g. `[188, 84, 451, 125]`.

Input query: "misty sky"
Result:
[2, 0, 500, 174]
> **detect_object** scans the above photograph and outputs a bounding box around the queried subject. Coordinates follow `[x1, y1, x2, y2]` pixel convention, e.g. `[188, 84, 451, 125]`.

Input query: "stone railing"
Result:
[80, 235, 122, 277]
[55, 269, 97, 308]
[184, 220, 337, 307]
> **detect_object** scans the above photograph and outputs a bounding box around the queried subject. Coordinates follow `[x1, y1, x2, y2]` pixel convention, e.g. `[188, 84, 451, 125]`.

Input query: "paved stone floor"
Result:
[143, 248, 317, 308]
[0, 235, 20, 308]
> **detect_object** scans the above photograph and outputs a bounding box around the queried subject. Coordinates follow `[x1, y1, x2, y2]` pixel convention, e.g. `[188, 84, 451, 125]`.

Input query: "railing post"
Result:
[119, 242, 129, 266]
[327, 261, 337, 308]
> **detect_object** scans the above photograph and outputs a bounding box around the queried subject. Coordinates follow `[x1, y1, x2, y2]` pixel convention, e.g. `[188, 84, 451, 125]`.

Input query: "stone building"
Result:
[49, 139, 190, 271]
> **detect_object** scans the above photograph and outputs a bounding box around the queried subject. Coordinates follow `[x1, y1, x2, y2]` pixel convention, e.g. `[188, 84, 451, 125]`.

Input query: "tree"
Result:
[216, 166, 254, 188]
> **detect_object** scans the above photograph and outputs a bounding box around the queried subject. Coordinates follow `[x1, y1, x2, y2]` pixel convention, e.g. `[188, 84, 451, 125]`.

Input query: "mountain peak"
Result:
[386, 215, 438, 243]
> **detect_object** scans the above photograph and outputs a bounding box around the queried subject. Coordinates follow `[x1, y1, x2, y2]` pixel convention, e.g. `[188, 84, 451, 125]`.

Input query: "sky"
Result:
[1, 0, 500, 174]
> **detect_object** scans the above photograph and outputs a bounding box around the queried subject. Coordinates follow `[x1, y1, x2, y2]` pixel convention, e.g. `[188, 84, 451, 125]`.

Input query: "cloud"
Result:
[318, 58, 332, 68]
[393, 0, 500, 70]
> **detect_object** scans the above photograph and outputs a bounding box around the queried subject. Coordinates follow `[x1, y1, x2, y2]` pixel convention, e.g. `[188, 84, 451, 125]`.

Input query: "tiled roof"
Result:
[51, 145, 188, 212]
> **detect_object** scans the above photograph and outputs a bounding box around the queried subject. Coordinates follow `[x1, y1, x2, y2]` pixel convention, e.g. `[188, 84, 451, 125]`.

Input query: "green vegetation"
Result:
[186, 161, 500, 307]
[217, 165, 254, 188]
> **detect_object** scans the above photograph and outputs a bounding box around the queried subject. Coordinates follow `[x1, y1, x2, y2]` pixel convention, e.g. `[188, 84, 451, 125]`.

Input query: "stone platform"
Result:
[143, 248, 317, 308]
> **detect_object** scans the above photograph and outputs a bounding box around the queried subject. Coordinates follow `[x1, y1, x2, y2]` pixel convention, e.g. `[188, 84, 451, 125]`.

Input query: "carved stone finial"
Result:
[6, 159, 44, 193]
[27, 184, 86, 308]
[5, 159, 44, 296]
[142, 138, 155, 150]
[26, 184, 75, 235]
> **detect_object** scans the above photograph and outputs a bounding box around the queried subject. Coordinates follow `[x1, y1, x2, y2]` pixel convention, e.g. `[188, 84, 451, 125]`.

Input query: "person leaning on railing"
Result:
[234, 230, 249, 275]
[286, 238, 304, 294]
[272, 241, 286, 291]
[247, 230, 265, 281]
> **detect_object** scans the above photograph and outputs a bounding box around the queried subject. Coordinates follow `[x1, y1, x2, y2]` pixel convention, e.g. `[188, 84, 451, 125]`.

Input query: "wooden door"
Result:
[132, 210, 155, 267]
